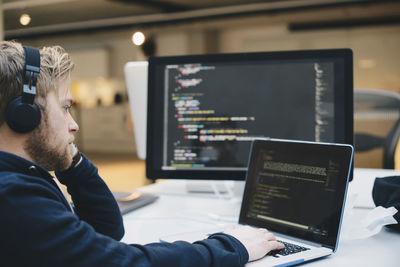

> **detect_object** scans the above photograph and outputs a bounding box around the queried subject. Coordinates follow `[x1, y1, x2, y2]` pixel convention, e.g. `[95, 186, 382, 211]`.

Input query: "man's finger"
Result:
[265, 232, 276, 241]
[269, 241, 285, 250]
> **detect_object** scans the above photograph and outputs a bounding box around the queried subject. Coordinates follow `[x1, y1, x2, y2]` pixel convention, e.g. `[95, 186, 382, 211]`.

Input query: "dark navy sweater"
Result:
[0, 151, 248, 267]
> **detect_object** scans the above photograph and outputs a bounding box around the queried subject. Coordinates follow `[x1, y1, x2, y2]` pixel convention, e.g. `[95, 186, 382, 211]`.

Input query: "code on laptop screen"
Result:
[239, 139, 353, 249]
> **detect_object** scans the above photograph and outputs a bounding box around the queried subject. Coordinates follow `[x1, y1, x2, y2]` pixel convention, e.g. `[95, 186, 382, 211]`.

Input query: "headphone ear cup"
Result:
[5, 97, 41, 133]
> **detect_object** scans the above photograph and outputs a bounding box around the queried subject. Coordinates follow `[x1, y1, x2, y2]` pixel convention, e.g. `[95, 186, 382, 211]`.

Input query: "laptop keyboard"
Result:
[267, 240, 310, 257]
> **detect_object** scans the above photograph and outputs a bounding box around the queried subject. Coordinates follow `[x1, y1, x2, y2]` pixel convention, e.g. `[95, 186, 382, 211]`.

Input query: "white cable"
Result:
[210, 180, 224, 200]
[223, 180, 235, 199]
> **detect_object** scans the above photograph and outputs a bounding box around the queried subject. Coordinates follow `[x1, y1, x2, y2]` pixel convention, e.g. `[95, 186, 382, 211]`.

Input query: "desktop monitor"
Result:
[146, 49, 353, 181]
[124, 61, 148, 160]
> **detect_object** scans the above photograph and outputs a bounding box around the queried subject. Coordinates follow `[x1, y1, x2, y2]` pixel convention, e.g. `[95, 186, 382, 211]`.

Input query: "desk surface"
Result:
[121, 168, 400, 266]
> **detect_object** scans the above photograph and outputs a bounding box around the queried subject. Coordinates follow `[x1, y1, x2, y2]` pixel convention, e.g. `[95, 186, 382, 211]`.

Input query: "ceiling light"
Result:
[20, 14, 31, 26]
[132, 31, 146, 46]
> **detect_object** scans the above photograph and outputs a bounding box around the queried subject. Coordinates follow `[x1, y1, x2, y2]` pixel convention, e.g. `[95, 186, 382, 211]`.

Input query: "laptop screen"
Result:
[239, 138, 353, 250]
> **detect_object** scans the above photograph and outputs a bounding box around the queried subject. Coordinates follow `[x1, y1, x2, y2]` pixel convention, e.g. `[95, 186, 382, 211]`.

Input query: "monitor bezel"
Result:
[146, 49, 353, 181]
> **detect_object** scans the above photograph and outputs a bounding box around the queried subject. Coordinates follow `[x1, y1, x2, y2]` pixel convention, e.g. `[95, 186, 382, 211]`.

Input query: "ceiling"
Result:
[2, 0, 400, 39]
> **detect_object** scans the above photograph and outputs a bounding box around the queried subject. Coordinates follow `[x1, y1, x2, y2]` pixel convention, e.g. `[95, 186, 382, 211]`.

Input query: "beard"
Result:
[24, 113, 72, 171]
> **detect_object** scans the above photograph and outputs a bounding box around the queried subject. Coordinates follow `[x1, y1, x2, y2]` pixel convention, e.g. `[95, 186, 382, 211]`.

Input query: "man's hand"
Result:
[70, 143, 78, 158]
[224, 225, 284, 262]
[66, 144, 82, 170]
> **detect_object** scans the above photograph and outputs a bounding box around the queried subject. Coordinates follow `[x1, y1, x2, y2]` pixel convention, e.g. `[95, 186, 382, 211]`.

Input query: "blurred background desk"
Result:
[120, 168, 400, 266]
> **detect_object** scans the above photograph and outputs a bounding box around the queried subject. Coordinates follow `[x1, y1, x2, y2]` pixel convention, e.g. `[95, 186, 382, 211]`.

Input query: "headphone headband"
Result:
[22, 46, 40, 105]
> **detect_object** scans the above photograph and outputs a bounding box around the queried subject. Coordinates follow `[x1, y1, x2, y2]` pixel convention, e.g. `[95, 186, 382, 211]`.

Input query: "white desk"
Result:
[121, 168, 400, 266]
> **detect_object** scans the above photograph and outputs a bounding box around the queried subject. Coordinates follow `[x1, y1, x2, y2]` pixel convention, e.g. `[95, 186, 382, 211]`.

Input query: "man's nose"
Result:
[69, 116, 79, 133]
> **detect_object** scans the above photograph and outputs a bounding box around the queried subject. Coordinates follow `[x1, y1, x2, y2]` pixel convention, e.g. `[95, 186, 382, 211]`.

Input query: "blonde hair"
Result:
[0, 40, 74, 126]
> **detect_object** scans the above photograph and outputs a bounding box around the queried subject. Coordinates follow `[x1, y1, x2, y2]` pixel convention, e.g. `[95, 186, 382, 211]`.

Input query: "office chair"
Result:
[354, 89, 400, 169]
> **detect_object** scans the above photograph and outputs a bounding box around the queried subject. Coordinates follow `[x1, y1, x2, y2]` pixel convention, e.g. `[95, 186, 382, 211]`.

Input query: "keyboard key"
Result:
[267, 240, 310, 257]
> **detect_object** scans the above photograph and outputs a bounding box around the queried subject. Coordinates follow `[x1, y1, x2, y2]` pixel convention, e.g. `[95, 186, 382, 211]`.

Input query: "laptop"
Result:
[161, 138, 353, 266]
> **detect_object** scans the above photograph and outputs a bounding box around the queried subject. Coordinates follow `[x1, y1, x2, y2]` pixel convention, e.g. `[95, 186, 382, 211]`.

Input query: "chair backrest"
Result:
[354, 89, 400, 169]
[384, 119, 400, 169]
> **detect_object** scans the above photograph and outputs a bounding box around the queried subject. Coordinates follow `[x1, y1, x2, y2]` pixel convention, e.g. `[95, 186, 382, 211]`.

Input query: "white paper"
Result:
[341, 198, 398, 241]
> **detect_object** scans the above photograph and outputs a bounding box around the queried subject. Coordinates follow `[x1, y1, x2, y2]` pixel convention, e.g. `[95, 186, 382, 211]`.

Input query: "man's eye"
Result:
[63, 105, 72, 112]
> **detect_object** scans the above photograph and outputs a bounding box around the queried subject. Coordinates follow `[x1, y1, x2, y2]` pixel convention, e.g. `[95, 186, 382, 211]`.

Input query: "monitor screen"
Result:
[146, 49, 353, 180]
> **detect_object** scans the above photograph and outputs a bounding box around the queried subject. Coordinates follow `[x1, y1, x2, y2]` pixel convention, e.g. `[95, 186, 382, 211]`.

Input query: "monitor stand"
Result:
[185, 180, 245, 200]
[112, 191, 159, 215]
[185, 180, 245, 223]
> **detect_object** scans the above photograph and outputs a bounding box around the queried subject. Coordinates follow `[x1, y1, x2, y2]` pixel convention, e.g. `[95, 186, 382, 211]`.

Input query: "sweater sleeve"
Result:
[55, 153, 124, 240]
[0, 175, 248, 267]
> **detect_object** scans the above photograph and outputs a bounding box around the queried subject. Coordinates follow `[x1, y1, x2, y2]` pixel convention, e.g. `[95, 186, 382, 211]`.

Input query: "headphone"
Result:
[5, 46, 41, 133]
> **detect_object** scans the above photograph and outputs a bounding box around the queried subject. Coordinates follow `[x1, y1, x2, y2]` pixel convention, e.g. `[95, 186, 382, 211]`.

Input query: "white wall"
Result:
[24, 30, 141, 80]
[22, 19, 400, 93]
[220, 24, 400, 92]
[69, 25, 400, 93]
[69, 48, 109, 79]
[156, 31, 189, 56]
[25, 28, 209, 80]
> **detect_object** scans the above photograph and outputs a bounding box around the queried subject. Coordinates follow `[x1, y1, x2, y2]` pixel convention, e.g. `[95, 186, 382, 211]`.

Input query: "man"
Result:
[0, 41, 283, 266]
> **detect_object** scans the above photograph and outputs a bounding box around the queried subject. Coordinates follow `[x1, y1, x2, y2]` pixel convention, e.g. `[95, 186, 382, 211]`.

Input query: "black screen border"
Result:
[146, 49, 353, 181]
